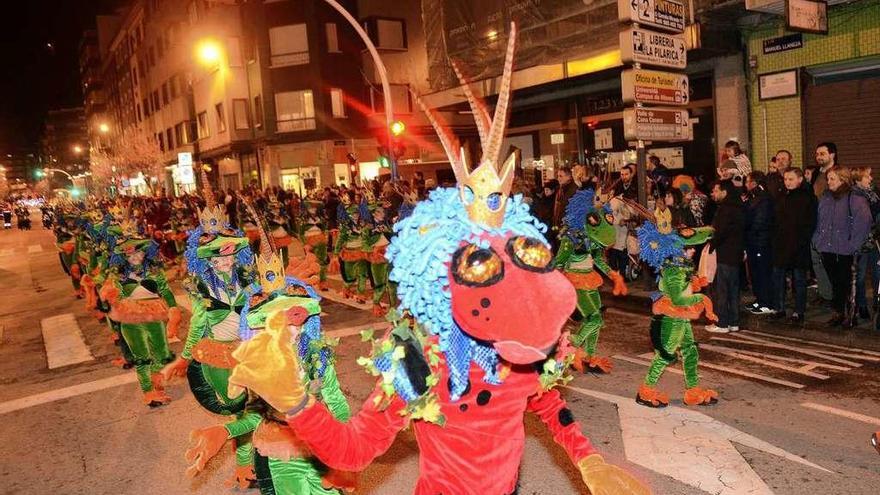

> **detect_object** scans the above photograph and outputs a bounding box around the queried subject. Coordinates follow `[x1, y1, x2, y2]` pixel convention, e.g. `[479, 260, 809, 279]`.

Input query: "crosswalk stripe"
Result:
[636, 352, 806, 389]
[611, 354, 684, 375]
[801, 402, 880, 426]
[0, 373, 137, 416]
[710, 335, 864, 367]
[731, 332, 879, 362]
[700, 343, 830, 379]
[27, 244, 43, 253]
[740, 330, 880, 357]
[0, 248, 13, 257]
[41, 313, 94, 369]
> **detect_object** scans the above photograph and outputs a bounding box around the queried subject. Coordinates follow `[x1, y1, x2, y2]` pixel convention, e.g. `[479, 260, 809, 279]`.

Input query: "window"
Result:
[326, 23, 340, 53]
[161, 82, 169, 105]
[215, 103, 227, 133]
[227, 37, 242, 67]
[274, 90, 315, 132]
[197, 111, 209, 138]
[174, 122, 185, 145]
[136, 103, 142, 122]
[169, 75, 179, 99]
[368, 18, 406, 50]
[166, 128, 175, 149]
[152, 90, 160, 111]
[330, 88, 346, 118]
[143, 97, 150, 117]
[157, 132, 165, 152]
[268, 24, 309, 67]
[233, 99, 249, 129]
[371, 84, 412, 114]
[253, 95, 263, 128]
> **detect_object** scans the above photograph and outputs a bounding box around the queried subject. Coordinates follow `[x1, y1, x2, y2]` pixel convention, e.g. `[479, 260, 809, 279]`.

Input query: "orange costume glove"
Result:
[328, 255, 341, 275]
[701, 296, 718, 322]
[578, 454, 651, 495]
[184, 425, 229, 478]
[162, 356, 190, 381]
[99, 283, 120, 305]
[690, 275, 709, 293]
[609, 270, 628, 297]
[225, 465, 256, 490]
[166, 306, 182, 340]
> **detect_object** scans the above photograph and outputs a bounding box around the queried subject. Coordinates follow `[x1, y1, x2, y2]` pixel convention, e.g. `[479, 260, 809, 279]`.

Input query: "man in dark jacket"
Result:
[769, 167, 818, 324]
[553, 167, 578, 229]
[744, 172, 775, 315]
[706, 179, 745, 333]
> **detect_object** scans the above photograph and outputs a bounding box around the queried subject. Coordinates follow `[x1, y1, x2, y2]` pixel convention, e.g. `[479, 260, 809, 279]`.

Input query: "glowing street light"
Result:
[196, 39, 222, 66]
[73, 145, 83, 154]
[99, 123, 110, 133]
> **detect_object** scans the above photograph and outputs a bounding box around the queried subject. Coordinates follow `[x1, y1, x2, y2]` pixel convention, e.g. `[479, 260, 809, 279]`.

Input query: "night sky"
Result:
[0, 0, 122, 152]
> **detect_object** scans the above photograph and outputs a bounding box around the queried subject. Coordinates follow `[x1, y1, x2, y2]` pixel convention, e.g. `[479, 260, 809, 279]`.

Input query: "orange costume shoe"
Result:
[636, 384, 669, 408]
[142, 390, 172, 407]
[871, 432, 880, 456]
[683, 386, 718, 406]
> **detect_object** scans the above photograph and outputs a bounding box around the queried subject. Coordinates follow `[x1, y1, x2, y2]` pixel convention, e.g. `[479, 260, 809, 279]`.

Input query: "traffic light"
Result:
[35, 169, 45, 178]
[390, 120, 406, 137]
[376, 146, 391, 168]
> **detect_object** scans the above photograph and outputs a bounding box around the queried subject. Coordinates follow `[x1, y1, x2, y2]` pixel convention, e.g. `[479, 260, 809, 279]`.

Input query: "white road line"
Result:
[27, 244, 43, 253]
[0, 373, 137, 416]
[741, 330, 880, 357]
[699, 346, 850, 372]
[800, 402, 880, 426]
[41, 313, 94, 369]
[320, 289, 373, 311]
[566, 385, 830, 495]
[325, 322, 391, 340]
[637, 352, 806, 389]
[700, 343, 830, 379]
[730, 332, 880, 362]
[612, 354, 684, 375]
[711, 335, 864, 367]
[0, 248, 13, 257]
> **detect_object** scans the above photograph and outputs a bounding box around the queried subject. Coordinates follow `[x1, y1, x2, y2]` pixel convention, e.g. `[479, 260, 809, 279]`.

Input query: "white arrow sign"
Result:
[618, 0, 686, 33]
[566, 385, 831, 495]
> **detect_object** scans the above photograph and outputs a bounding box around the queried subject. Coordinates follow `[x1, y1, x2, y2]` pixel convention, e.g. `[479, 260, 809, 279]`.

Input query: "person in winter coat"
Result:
[812, 167, 872, 327]
[706, 179, 745, 333]
[533, 179, 559, 229]
[770, 168, 817, 325]
[850, 167, 880, 322]
[744, 172, 775, 315]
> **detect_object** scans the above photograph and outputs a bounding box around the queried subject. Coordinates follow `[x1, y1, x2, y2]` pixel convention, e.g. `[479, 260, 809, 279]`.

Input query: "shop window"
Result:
[275, 90, 315, 132]
[269, 24, 309, 67]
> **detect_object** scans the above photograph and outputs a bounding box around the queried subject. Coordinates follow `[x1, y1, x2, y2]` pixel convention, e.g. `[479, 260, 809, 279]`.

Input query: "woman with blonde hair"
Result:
[812, 167, 873, 327]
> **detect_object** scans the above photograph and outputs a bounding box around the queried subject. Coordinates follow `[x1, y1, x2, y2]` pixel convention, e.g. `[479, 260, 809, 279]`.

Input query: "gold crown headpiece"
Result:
[199, 164, 228, 234]
[413, 22, 518, 228]
[244, 200, 286, 294]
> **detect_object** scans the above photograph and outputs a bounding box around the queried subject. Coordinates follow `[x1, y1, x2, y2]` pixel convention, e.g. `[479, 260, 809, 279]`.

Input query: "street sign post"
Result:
[621, 68, 689, 105]
[618, 0, 686, 33]
[620, 27, 687, 69]
[623, 107, 692, 141]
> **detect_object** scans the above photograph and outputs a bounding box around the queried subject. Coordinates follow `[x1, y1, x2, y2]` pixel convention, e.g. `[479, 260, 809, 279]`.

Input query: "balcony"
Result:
[270, 51, 310, 68]
[276, 117, 316, 132]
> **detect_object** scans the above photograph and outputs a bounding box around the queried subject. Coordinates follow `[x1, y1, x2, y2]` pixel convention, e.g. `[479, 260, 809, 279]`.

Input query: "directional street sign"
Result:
[621, 68, 689, 106]
[618, 0, 686, 33]
[623, 107, 692, 141]
[620, 27, 687, 69]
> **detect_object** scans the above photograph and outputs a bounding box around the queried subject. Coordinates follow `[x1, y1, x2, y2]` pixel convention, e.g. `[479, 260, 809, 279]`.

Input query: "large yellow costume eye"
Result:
[451, 244, 504, 286]
[506, 236, 554, 273]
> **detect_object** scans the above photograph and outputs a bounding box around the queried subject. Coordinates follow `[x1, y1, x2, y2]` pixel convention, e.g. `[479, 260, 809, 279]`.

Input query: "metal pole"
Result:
[322, 0, 398, 180]
[636, 140, 647, 207]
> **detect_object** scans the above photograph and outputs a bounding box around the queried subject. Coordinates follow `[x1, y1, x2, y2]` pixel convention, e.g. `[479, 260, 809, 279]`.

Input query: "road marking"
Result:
[699, 346, 850, 372]
[612, 354, 684, 375]
[325, 322, 391, 340]
[636, 352, 805, 389]
[710, 335, 864, 367]
[731, 332, 880, 362]
[566, 385, 830, 495]
[700, 343, 830, 379]
[800, 402, 880, 426]
[27, 244, 43, 253]
[0, 373, 137, 416]
[41, 313, 94, 369]
[741, 330, 880, 357]
[0, 248, 13, 257]
[320, 289, 373, 311]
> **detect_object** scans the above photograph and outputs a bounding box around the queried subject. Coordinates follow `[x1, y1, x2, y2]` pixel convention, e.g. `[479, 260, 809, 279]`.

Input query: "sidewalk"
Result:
[599, 283, 880, 352]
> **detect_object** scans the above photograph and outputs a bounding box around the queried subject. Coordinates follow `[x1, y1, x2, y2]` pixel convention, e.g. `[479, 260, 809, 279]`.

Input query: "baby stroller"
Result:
[16, 207, 31, 230]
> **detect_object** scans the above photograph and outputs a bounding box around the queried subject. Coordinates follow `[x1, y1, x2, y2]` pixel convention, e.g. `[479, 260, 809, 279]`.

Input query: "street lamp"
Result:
[99, 123, 110, 133]
[195, 39, 222, 67]
[73, 145, 83, 154]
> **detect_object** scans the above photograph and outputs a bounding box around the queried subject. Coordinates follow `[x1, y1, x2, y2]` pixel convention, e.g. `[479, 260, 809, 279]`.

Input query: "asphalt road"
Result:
[1, 213, 879, 495]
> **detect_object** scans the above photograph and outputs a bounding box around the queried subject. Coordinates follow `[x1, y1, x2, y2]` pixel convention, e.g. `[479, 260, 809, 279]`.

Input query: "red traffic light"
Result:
[390, 120, 406, 137]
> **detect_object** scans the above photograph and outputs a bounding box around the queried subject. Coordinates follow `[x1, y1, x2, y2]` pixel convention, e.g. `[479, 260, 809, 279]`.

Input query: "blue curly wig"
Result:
[184, 225, 255, 300]
[636, 221, 684, 271]
[386, 187, 547, 401]
[108, 240, 162, 278]
[563, 189, 596, 233]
